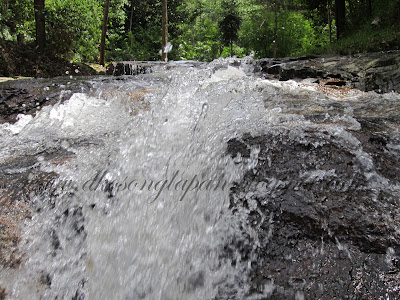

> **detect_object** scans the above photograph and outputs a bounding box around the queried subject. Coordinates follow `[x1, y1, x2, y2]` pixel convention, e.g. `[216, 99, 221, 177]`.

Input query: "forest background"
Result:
[1, 0, 399, 70]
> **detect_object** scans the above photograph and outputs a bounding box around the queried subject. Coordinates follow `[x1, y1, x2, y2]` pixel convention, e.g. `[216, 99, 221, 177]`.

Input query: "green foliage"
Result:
[174, 39, 222, 61]
[238, 4, 274, 58]
[219, 0, 241, 49]
[371, 0, 400, 27]
[276, 10, 315, 56]
[220, 44, 246, 57]
[170, 0, 223, 60]
[105, 0, 130, 61]
[317, 24, 400, 55]
[310, 0, 400, 55]
[109, 26, 161, 61]
[239, 3, 316, 58]
[0, 0, 34, 41]
[172, 2, 222, 61]
[45, 0, 102, 62]
[108, 0, 184, 61]
[1, 0, 400, 66]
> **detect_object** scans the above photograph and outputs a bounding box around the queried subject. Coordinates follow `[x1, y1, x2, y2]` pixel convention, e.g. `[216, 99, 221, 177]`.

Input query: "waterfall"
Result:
[1, 57, 399, 299]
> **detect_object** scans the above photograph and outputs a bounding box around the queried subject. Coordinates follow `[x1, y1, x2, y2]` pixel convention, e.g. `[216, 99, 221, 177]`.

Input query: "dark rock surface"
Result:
[225, 124, 400, 299]
[256, 51, 400, 93]
[0, 146, 73, 270]
[106, 60, 204, 76]
[2, 52, 399, 125]
[0, 137, 101, 273]
[0, 78, 94, 124]
[106, 61, 158, 76]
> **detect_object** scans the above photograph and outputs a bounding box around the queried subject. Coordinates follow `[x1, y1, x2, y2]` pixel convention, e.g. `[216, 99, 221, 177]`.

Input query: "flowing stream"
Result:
[0, 58, 399, 299]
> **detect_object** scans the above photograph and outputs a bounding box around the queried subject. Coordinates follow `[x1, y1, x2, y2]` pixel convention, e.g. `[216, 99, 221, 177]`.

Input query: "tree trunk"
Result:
[100, 0, 110, 66]
[161, 0, 168, 61]
[335, 0, 346, 40]
[273, 1, 278, 58]
[328, 0, 332, 44]
[367, 0, 372, 17]
[34, 0, 46, 51]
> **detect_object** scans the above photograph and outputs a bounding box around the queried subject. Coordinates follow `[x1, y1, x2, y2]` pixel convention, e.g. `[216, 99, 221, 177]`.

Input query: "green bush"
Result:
[0, 0, 35, 42]
[107, 27, 161, 61]
[239, 5, 317, 58]
[45, 0, 102, 62]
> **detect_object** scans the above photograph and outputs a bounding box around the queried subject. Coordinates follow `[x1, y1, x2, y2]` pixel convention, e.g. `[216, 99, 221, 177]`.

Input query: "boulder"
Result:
[0, 78, 93, 124]
[225, 126, 400, 298]
[256, 51, 400, 93]
[106, 61, 159, 76]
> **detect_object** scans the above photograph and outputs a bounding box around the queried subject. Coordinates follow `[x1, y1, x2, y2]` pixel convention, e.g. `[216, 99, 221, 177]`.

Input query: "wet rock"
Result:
[280, 66, 325, 81]
[0, 78, 93, 124]
[256, 51, 400, 93]
[71, 279, 87, 300]
[225, 128, 400, 299]
[0, 144, 78, 269]
[106, 61, 159, 76]
[351, 125, 400, 185]
[185, 271, 205, 292]
[106, 60, 205, 76]
[0, 287, 5, 300]
[325, 80, 347, 86]
[39, 272, 52, 287]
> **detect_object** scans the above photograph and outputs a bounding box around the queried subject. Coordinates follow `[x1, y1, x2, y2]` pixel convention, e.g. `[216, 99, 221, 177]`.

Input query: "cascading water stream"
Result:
[0, 57, 399, 299]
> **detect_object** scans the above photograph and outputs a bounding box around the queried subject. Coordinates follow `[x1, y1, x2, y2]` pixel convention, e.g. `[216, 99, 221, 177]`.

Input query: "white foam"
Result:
[0, 114, 33, 135]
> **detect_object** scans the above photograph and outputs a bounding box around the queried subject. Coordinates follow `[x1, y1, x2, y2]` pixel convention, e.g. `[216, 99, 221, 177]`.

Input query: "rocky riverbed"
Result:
[2, 51, 399, 126]
[108, 51, 400, 94]
[226, 127, 400, 298]
[258, 51, 400, 94]
[0, 54, 399, 299]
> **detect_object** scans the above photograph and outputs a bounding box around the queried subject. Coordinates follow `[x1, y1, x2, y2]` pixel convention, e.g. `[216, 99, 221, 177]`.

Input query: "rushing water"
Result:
[0, 57, 399, 299]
